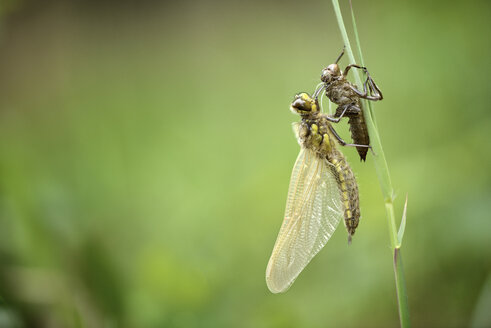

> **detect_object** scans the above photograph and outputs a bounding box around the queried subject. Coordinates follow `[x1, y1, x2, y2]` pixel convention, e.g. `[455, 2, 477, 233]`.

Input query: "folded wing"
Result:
[266, 148, 344, 293]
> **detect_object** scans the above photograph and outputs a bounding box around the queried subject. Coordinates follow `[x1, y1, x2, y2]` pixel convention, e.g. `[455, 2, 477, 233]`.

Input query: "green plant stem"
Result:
[331, 1, 410, 327]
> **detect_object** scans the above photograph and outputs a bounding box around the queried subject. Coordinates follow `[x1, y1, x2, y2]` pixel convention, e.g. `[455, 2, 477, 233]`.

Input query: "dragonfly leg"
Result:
[366, 74, 383, 100]
[328, 125, 372, 149]
[324, 104, 351, 123]
[344, 65, 383, 101]
[334, 47, 345, 64]
[334, 103, 360, 118]
[349, 78, 383, 101]
[343, 64, 363, 76]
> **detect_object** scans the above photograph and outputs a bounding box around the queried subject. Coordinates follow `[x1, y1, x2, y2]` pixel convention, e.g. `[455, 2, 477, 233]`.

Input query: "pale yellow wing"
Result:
[266, 148, 344, 293]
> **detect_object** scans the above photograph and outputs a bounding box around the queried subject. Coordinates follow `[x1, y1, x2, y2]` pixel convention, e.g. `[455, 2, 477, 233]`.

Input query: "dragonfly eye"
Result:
[320, 68, 331, 83]
[291, 93, 318, 114]
[321, 64, 341, 83]
[291, 98, 310, 112]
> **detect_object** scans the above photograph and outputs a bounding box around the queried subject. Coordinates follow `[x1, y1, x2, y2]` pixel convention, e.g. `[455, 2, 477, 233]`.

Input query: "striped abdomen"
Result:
[329, 151, 360, 241]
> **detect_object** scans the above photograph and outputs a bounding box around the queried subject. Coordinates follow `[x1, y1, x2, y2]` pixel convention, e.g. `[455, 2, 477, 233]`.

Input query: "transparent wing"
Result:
[266, 148, 344, 293]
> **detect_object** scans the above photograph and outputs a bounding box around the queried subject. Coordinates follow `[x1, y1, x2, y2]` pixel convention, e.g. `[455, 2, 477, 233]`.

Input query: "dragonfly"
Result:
[266, 92, 369, 293]
[314, 48, 383, 161]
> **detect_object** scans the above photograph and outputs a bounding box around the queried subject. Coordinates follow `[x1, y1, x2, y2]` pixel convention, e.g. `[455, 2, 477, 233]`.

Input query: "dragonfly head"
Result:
[320, 63, 341, 83]
[290, 93, 319, 116]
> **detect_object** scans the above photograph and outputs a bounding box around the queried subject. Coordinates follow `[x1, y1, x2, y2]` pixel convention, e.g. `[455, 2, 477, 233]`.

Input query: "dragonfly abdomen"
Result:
[347, 113, 370, 161]
[329, 154, 360, 240]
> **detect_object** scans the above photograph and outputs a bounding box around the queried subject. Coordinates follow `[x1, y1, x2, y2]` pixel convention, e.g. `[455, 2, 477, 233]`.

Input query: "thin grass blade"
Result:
[397, 195, 408, 248]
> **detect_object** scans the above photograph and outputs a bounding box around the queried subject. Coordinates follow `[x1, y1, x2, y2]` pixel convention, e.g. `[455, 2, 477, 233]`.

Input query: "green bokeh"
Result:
[0, 0, 490, 327]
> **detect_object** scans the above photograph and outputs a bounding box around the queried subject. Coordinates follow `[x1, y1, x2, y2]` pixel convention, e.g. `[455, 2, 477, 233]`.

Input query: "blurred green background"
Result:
[0, 0, 490, 327]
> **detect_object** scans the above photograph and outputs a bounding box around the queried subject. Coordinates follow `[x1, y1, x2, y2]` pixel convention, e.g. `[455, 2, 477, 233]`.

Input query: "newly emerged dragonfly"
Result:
[266, 92, 367, 293]
[314, 48, 383, 161]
